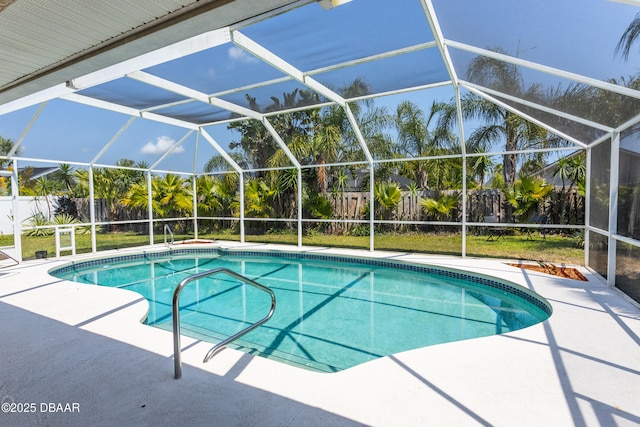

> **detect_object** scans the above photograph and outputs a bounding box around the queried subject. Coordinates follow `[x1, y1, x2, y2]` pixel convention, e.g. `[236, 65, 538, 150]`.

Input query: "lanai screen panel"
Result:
[313, 47, 451, 97]
[143, 43, 289, 96]
[590, 139, 611, 232]
[449, 48, 640, 138]
[488, 93, 608, 145]
[618, 127, 640, 240]
[432, 0, 640, 83]
[240, 0, 436, 72]
[95, 119, 193, 169]
[76, 78, 188, 110]
[152, 102, 233, 125]
[0, 104, 40, 158]
[219, 80, 329, 114]
[14, 99, 133, 164]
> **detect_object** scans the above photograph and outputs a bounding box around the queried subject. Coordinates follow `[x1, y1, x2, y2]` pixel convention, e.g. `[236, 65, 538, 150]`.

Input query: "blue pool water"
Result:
[51, 249, 551, 372]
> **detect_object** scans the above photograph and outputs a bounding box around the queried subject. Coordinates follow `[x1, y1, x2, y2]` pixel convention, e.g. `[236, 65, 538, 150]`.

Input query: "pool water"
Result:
[52, 250, 550, 372]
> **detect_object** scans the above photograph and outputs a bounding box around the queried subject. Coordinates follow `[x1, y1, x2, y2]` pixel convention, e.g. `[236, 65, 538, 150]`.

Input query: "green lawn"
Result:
[241, 232, 583, 264]
[0, 230, 584, 265]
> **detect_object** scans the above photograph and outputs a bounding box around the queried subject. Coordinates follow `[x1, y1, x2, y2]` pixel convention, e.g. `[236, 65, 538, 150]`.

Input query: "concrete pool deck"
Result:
[0, 242, 639, 426]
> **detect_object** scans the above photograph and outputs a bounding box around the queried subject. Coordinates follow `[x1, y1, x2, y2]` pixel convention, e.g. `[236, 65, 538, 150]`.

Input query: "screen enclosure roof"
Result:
[1, 0, 639, 173]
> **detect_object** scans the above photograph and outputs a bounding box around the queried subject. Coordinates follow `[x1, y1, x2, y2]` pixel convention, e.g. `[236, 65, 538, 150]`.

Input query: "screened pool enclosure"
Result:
[0, 0, 638, 302]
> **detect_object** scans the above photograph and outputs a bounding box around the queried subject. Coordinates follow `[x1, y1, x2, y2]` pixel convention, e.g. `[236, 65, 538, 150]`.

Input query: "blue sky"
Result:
[0, 0, 638, 173]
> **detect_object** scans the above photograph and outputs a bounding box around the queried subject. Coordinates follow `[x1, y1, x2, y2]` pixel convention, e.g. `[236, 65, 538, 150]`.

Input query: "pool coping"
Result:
[1, 241, 639, 426]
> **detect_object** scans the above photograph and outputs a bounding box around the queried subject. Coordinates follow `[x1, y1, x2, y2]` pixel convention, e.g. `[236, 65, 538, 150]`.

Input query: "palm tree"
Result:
[122, 174, 192, 218]
[70, 168, 91, 198]
[395, 100, 457, 189]
[616, 13, 640, 61]
[568, 153, 586, 192]
[204, 153, 247, 173]
[303, 192, 333, 221]
[244, 178, 276, 218]
[421, 192, 460, 222]
[503, 175, 553, 221]
[33, 176, 61, 220]
[459, 49, 566, 188]
[195, 175, 224, 216]
[153, 174, 193, 218]
[469, 153, 495, 190]
[552, 153, 586, 194]
[228, 89, 319, 176]
[553, 157, 572, 193]
[373, 181, 402, 220]
[51, 163, 76, 194]
[120, 181, 149, 211]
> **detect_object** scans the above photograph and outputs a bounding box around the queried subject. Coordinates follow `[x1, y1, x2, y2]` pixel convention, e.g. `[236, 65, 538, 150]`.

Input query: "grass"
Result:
[0, 230, 584, 265]
[0, 231, 195, 260]
[241, 231, 583, 264]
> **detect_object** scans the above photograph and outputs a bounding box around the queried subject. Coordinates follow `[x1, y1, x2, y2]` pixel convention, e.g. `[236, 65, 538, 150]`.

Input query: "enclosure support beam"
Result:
[298, 168, 303, 247]
[369, 165, 375, 252]
[339, 104, 375, 251]
[239, 173, 245, 243]
[192, 175, 198, 240]
[584, 147, 592, 267]
[423, 0, 467, 255]
[607, 133, 620, 286]
[11, 159, 22, 262]
[147, 171, 154, 245]
[68, 28, 232, 90]
[455, 86, 467, 257]
[420, 0, 459, 84]
[88, 166, 97, 253]
[192, 133, 199, 240]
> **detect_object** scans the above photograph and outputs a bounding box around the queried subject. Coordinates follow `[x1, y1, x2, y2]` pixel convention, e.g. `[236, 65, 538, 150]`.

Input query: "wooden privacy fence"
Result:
[69, 188, 584, 233]
[329, 189, 584, 225]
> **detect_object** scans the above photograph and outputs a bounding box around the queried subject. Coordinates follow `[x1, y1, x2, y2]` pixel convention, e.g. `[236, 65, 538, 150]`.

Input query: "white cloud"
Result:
[141, 136, 184, 155]
[228, 46, 258, 64]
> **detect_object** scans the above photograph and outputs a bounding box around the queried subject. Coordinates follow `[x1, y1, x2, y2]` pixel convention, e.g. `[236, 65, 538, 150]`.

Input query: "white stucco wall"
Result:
[0, 196, 55, 235]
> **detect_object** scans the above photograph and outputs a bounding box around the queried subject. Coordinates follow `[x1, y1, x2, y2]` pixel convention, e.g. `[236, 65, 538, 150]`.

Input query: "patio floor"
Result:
[1, 242, 639, 426]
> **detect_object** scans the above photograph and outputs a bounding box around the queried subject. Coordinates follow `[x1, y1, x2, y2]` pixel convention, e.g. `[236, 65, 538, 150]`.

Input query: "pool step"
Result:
[156, 321, 340, 373]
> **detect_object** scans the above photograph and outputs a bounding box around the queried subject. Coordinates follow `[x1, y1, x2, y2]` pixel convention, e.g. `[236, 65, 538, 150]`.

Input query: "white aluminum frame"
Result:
[0, 0, 638, 296]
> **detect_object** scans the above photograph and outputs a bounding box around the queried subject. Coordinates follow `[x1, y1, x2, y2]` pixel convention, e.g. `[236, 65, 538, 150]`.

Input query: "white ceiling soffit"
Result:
[0, 0, 304, 105]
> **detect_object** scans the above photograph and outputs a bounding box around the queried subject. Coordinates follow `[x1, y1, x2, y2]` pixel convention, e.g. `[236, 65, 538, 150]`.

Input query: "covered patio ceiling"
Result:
[1, 0, 639, 175]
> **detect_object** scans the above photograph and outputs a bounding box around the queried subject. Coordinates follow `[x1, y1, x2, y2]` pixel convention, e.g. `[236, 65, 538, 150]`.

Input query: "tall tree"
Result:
[394, 100, 457, 189]
[458, 49, 566, 187]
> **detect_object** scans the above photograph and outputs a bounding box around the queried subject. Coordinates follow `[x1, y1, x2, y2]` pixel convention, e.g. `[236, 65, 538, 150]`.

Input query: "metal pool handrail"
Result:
[172, 267, 276, 379]
[164, 224, 174, 245]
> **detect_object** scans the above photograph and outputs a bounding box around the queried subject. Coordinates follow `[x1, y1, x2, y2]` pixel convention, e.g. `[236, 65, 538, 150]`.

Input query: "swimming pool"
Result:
[51, 248, 551, 372]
